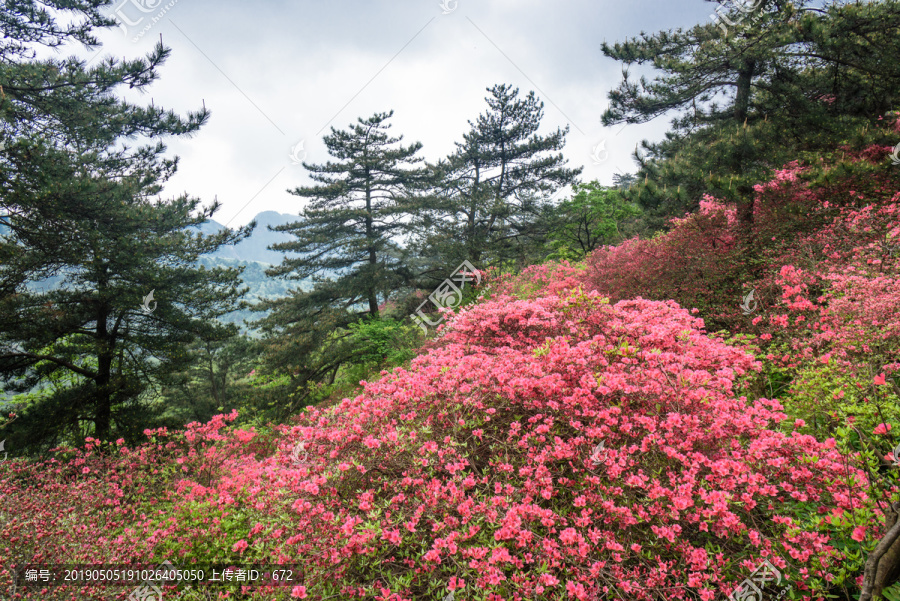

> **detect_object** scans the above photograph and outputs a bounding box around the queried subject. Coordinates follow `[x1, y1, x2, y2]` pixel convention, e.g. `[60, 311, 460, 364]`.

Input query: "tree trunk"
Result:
[861, 501, 900, 601]
[733, 61, 755, 124]
[365, 170, 379, 316]
[733, 60, 757, 244]
[468, 167, 481, 264]
[95, 318, 113, 442]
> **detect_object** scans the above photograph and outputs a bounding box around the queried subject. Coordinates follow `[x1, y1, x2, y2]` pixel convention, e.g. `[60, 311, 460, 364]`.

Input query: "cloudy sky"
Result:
[78, 0, 716, 227]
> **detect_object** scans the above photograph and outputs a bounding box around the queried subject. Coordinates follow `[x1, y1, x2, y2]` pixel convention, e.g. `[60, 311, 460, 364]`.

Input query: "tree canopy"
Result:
[0, 1, 252, 451]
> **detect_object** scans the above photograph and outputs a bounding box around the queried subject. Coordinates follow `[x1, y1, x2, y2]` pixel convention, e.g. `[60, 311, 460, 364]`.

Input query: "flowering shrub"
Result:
[584, 196, 744, 331]
[0, 416, 282, 600]
[4, 121, 899, 601]
[742, 166, 900, 440]
[572, 129, 900, 595]
[580, 137, 900, 420]
[584, 137, 900, 332]
[1, 289, 870, 600]
[487, 261, 588, 300]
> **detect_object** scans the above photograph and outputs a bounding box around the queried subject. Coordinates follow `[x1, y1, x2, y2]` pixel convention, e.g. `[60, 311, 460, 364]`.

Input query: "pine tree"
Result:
[268, 111, 432, 316]
[0, 2, 252, 452]
[600, 0, 900, 233]
[413, 84, 581, 278]
[0, 194, 251, 450]
[255, 112, 432, 408]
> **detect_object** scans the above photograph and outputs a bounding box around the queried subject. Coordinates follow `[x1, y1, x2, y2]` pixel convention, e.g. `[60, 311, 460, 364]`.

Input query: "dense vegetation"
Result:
[2, 0, 900, 599]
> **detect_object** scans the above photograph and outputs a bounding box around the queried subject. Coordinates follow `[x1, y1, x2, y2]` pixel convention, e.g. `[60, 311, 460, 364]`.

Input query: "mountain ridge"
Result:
[195, 210, 301, 265]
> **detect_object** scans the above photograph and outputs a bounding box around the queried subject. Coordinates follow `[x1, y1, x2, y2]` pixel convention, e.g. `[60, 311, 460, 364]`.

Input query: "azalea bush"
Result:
[571, 128, 900, 596]
[580, 131, 900, 442]
[584, 130, 900, 334]
[742, 149, 900, 439]
[583, 196, 744, 332]
[1, 288, 873, 600]
[488, 261, 588, 300]
[4, 119, 900, 601]
[0, 418, 285, 600]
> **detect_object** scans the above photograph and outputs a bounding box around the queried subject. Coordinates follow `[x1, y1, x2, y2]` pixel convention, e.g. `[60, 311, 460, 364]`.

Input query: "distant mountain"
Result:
[9, 212, 316, 332]
[191, 212, 313, 330]
[5, 211, 301, 266]
[198, 211, 301, 265]
[197, 256, 310, 333]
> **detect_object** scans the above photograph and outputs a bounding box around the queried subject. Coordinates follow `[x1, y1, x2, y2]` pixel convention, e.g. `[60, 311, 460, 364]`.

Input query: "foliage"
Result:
[0, 287, 873, 600]
[0, 2, 251, 453]
[4, 3, 900, 598]
[601, 0, 900, 229]
[155, 335, 262, 427]
[584, 127, 900, 330]
[345, 317, 419, 367]
[571, 121, 900, 597]
[544, 182, 642, 261]
[411, 84, 581, 277]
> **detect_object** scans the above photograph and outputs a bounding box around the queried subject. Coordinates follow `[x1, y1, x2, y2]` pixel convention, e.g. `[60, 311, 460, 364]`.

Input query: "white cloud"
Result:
[75, 0, 711, 226]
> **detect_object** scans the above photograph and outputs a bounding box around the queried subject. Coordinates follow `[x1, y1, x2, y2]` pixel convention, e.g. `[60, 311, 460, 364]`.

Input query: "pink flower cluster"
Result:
[3, 135, 898, 600]
[0, 288, 869, 599]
